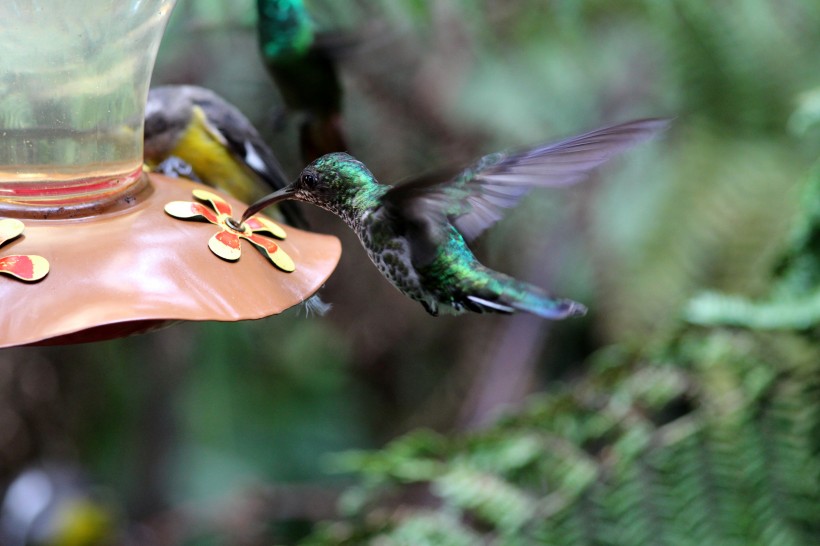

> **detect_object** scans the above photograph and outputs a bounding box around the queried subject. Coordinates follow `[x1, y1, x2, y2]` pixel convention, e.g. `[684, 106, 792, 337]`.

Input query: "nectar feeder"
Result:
[0, 0, 341, 348]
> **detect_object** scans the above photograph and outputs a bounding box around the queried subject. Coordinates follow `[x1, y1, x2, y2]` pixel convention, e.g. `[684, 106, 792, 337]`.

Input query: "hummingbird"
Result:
[242, 118, 669, 319]
[256, 0, 350, 163]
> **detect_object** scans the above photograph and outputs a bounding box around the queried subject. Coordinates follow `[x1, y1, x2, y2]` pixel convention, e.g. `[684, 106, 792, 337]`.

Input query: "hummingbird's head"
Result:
[241, 152, 384, 225]
[297, 153, 373, 198]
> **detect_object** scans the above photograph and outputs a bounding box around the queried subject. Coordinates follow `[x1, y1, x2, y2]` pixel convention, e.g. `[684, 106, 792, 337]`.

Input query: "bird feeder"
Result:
[0, 0, 341, 347]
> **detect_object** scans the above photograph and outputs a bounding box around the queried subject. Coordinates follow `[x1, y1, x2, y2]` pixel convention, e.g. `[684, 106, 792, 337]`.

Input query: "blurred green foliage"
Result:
[687, 159, 820, 329]
[2, 0, 820, 545]
[305, 328, 819, 545]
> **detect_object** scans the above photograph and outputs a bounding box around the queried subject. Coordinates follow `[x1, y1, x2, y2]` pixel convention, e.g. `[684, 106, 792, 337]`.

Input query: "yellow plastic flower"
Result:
[0, 218, 49, 282]
[164, 189, 295, 272]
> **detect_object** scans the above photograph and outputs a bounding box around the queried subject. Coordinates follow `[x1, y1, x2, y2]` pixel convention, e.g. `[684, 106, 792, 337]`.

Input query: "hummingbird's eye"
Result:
[301, 172, 318, 187]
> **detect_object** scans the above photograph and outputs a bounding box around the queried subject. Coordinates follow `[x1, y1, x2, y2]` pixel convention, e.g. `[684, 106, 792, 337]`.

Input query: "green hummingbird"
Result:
[241, 118, 668, 319]
[256, 0, 349, 162]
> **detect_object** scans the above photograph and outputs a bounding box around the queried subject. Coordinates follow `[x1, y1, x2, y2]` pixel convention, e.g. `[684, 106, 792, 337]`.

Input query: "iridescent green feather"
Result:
[256, 0, 314, 62]
[420, 229, 581, 318]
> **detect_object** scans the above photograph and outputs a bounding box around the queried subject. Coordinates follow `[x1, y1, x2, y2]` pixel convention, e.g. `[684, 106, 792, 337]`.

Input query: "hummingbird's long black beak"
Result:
[241, 184, 298, 223]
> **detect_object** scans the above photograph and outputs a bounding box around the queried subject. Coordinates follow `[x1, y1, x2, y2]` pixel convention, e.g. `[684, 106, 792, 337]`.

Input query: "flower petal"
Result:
[0, 218, 25, 246]
[0, 255, 49, 281]
[165, 201, 219, 224]
[244, 215, 287, 240]
[208, 230, 242, 261]
[192, 189, 233, 217]
[245, 233, 295, 272]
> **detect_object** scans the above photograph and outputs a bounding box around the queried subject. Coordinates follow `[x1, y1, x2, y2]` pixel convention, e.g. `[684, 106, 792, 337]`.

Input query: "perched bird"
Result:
[242, 118, 668, 319]
[143, 84, 307, 228]
[256, 0, 349, 162]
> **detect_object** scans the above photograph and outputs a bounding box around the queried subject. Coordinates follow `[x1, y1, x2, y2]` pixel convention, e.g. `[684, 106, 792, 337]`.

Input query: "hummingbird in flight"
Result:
[241, 118, 668, 319]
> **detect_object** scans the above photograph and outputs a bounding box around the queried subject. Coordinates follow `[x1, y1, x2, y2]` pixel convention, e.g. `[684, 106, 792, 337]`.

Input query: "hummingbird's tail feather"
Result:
[465, 295, 516, 314]
[509, 294, 587, 320]
[464, 273, 587, 320]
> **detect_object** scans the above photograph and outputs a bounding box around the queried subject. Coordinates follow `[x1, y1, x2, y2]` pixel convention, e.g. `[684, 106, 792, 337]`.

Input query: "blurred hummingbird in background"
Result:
[242, 118, 669, 319]
[256, 0, 350, 163]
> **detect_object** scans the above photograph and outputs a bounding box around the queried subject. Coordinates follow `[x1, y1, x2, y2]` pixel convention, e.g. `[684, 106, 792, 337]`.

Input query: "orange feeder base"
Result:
[0, 173, 341, 348]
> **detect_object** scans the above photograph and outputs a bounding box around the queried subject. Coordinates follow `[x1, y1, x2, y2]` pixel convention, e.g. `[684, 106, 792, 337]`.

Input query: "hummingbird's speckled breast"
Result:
[355, 207, 431, 307]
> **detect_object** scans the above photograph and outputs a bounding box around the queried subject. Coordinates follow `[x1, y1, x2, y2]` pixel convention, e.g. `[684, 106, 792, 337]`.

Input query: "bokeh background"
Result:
[1, 1, 819, 544]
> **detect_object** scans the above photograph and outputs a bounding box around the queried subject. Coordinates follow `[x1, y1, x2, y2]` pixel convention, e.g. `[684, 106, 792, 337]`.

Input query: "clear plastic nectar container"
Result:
[0, 0, 176, 210]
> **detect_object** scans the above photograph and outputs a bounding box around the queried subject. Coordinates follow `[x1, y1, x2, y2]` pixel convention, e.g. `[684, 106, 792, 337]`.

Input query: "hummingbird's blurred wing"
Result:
[384, 118, 669, 242]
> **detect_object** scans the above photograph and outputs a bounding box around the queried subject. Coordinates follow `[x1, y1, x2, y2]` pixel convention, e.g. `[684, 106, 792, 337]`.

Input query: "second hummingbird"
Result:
[242, 118, 668, 319]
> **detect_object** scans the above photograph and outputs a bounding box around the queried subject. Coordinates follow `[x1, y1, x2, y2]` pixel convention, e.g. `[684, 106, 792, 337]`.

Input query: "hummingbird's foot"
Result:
[421, 300, 439, 316]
